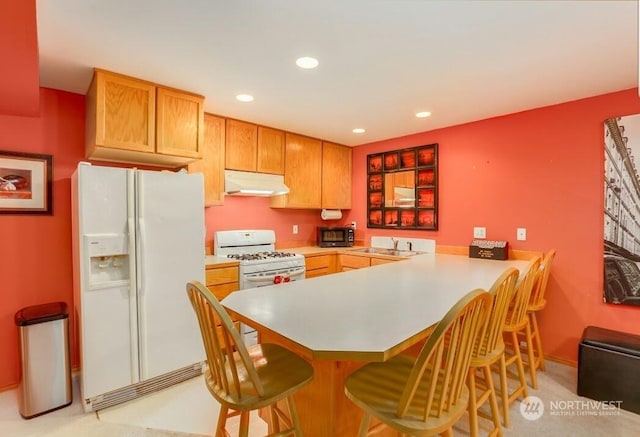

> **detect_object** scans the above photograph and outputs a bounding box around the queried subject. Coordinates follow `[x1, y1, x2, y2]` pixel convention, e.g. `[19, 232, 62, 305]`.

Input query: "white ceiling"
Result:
[36, 0, 637, 146]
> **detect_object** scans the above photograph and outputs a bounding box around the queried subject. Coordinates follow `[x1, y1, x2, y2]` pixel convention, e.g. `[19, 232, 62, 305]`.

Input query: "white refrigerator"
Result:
[71, 163, 205, 411]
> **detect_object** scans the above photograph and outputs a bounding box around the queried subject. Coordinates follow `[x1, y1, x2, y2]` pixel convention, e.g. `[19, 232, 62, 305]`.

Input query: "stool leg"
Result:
[238, 411, 250, 437]
[525, 321, 537, 389]
[484, 364, 502, 436]
[215, 406, 229, 437]
[531, 312, 545, 371]
[287, 395, 303, 437]
[468, 367, 479, 437]
[270, 404, 281, 433]
[498, 353, 509, 428]
[511, 331, 529, 401]
[358, 412, 371, 437]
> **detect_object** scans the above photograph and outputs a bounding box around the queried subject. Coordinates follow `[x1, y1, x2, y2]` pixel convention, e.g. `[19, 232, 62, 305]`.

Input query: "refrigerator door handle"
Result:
[127, 170, 140, 383]
[127, 217, 140, 382]
[137, 171, 148, 379]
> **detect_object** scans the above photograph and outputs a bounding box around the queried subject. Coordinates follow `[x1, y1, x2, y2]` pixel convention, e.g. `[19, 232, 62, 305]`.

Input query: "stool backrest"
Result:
[475, 267, 520, 358]
[186, 281, 264, 401]
[397, 289, 491, 420]
[529, 249, 556, 309]
[504, 257, 542, 330]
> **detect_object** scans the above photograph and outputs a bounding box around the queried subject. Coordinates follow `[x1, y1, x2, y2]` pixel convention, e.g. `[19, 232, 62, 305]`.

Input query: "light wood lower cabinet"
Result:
[370, 257, 397, 266]
[339, 253, 401, 271]
[205, 263, 240, 346]
[305, 254, 337, 278]
[205, 264, 239, 300]
[339, 254, 372, 271]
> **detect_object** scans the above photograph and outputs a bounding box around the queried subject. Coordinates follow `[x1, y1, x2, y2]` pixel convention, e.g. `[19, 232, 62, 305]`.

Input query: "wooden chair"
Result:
[496, 256, 541, 428]
[467, 267, 519, 437]
[186, 281, 314, 437]
[522, 249, 556, 386]
[344, 289, 491, 437]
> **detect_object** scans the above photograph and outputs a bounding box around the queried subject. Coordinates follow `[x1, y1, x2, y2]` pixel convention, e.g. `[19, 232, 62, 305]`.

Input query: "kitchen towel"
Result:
[321, 209, 342, 220]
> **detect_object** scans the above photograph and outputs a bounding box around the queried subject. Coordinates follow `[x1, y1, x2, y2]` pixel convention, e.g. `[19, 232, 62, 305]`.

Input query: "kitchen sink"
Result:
[349, 247, 424, 257]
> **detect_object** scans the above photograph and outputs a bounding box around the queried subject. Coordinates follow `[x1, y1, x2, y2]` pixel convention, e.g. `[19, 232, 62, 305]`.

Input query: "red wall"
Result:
[345, 88, 640, 365]
[0, 88, 85, 390]
[3, 86, 640, 390]
[204, 196, 329, 250]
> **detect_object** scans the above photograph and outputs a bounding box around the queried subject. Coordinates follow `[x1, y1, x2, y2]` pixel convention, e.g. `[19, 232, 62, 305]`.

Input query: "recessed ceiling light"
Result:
[236, 94, 254, 102]
[416, 111, 431, 118]
[352, 128, 366, 134]
[296, 57, 319, 69]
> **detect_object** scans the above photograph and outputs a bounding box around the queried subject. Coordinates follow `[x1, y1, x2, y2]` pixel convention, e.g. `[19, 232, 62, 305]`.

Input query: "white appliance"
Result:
[71, 163, 205, 412]
[214, 230, 306, 345]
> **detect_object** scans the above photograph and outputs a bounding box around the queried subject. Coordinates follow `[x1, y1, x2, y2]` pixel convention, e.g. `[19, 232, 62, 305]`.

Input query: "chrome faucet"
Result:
[391, 238, 399, 250]
[407, 241, 413, 252]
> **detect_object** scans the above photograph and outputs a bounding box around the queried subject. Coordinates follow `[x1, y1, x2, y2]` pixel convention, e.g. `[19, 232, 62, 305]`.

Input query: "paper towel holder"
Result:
[321, 209, 342, 220]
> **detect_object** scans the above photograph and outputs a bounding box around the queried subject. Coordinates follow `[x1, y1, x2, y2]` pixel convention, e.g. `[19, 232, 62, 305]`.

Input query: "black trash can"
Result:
[15, 302, 72, 418]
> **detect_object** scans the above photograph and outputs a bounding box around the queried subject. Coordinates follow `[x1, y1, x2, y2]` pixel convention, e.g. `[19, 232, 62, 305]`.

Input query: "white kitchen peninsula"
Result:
[222, 253, 532, 436]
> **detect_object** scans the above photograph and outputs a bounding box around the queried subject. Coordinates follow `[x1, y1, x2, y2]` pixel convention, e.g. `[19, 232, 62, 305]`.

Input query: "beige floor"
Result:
[1, 360, 639, 436]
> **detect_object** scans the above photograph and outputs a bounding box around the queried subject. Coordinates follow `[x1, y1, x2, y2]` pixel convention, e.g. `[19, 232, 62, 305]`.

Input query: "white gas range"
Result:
[214, 230, 306, 345]
[214, 229, 306, 289]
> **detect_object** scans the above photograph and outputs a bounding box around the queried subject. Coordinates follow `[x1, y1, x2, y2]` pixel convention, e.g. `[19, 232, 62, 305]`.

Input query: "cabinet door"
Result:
[156, 87, 204, 159]
[225, 119, 258, 171]
[339, 254, 371, 271]
[322, 142, 352, 209]
[370, 257, 398, 266]
[188, 114, 225, 206]
[90, 70, 156, 153]
[271, 133, 322, 209]
[257, 126, 285, 175]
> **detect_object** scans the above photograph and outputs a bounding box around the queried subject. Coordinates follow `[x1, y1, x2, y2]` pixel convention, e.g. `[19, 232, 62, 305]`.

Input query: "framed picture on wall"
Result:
[366, 143, 438, 230]
[0, 150, 53, 215]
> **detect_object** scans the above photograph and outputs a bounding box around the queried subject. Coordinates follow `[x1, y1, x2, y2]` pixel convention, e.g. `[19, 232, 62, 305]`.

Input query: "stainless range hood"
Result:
[224, 169, 290, 196]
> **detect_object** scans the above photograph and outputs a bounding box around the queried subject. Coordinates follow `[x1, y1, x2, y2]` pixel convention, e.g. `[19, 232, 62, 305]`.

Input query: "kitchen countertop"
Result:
[204, 255, 239, 267]
[222, 252, 531, 361]
[205, 246, 368, 267]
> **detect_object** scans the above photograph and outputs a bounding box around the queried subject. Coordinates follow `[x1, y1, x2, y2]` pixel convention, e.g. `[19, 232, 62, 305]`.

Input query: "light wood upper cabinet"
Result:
[257, 126, 285, 174]
[188, 114, 225, 206]
[322, 142, 352, 209]
[87, 70, 156, 154]
[86, 69, 204, 167]
[270, 133, 322, 209]
[225, 120, 285, 175]
[156, 87, 204, 159]
[225, 119, 258, 171]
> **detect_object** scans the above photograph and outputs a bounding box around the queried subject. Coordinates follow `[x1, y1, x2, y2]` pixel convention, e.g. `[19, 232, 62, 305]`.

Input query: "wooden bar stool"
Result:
[496, 257, 541, 428]
[522, 249, 556, 386]
[186, 281, 313, 437]
[467, 267, 519, 437]
[345, 289, 491, 437]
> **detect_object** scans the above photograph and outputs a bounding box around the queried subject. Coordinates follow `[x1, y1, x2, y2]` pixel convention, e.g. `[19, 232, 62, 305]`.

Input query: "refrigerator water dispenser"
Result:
[84, 234, 130, 289]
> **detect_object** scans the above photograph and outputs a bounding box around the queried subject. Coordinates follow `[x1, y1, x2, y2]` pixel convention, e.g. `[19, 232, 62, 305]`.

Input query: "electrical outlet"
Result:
[351, 221, 356, 230]
[473, 227, 486, 239]
[293, 225, 298, 235]
[517, 228, 527, 241]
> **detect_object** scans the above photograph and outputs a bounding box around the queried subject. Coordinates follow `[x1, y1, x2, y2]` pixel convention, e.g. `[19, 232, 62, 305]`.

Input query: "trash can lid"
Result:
[15, 302, 68, 326]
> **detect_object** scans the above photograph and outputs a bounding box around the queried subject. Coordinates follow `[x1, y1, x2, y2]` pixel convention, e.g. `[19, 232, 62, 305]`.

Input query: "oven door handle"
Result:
[245, 267, 306, 283]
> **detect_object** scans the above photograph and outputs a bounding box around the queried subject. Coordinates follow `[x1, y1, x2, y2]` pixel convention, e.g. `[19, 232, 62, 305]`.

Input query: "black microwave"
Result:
[317, 226, 355, 247]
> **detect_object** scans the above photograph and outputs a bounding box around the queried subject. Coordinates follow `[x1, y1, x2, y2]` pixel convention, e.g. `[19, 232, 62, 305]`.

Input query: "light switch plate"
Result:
[517, 228, 527, 241]
[293, 225, 298, 235]
[473, 227, 486, 239]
